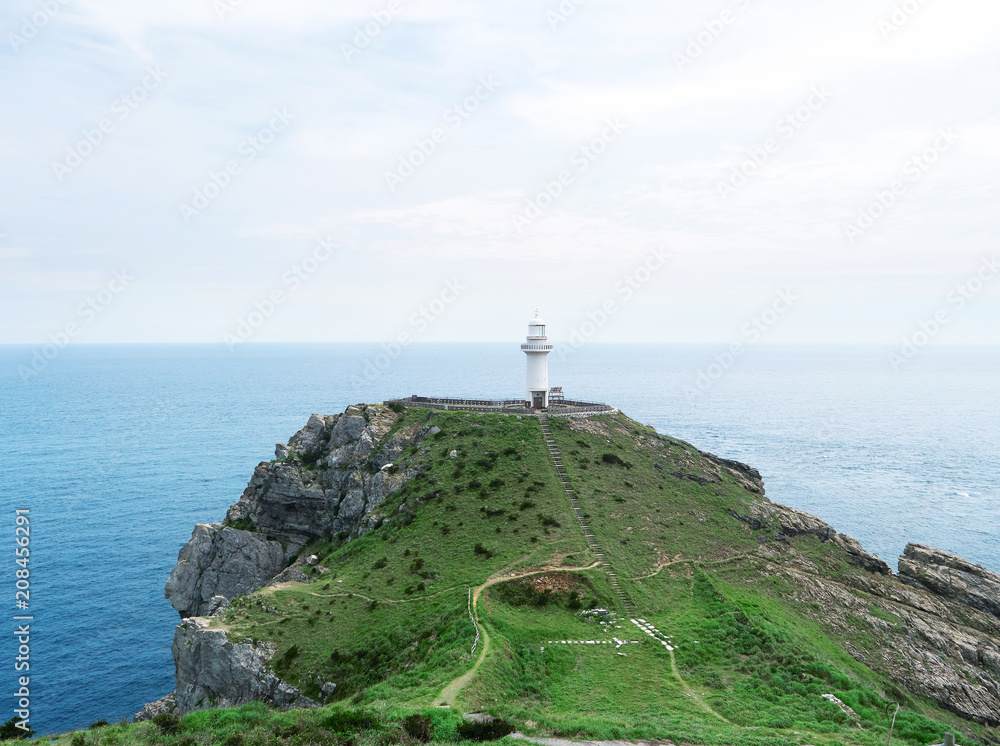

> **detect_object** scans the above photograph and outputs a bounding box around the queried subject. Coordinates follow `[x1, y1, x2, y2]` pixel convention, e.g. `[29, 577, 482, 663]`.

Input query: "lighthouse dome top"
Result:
[529, 309, 545, 326]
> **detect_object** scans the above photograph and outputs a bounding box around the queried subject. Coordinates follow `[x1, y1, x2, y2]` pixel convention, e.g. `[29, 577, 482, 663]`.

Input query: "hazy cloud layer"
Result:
[2, 0, 998, 345]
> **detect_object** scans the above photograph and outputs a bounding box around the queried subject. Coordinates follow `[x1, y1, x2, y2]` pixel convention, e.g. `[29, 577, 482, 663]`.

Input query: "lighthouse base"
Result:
[530, 391, 546, 410]
[383, 395, 614, 416]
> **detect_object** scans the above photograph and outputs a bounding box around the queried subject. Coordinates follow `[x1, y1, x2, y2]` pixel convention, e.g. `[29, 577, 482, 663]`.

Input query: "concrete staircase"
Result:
[538, 413, 636, 613]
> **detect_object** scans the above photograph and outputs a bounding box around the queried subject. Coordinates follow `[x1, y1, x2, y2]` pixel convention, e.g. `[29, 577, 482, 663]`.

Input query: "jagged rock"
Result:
[821, 693, 859, 722]
[322, 406, 397, 468]
[222, 406, 422, 545]
[164, 524, 301, 618]
[205, 595, 231, 617]
[164, 404, 442, 712]
[172, 617, 316, 715]
[133, 693, 176, 722]
[231, 456, 407, 542]
[160, 404, 1000, 731]
[773, 546, 1000, 726]
[833, 532, 893, 575]
[288, 413, 333, 454]
[704, 454, 766, 495]
[732, 501, 890, 574]
[271, 566, 309, 585]
[899, 544, 1000, 619]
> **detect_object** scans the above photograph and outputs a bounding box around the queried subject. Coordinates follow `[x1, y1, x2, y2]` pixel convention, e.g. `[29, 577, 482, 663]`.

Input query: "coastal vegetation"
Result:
[20, 406, 996, 746]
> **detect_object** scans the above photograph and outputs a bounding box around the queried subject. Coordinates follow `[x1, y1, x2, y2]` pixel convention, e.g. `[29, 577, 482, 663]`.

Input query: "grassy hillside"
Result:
[216, 407, 596, 708]
[29, 407, 992, 746]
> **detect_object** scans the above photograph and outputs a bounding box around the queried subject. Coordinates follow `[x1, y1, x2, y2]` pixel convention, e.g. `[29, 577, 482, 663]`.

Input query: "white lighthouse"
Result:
[521, 310, 553, 409]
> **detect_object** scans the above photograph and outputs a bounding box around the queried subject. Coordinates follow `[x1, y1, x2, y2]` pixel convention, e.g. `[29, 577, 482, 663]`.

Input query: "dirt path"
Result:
[631, 558, 691, 580]
[666, 647, 729, 723]
[308, 585, 461, 604]
[632, 553, 758, 581]
[434, 560, 603, 707]
[512, 736, 690, 746]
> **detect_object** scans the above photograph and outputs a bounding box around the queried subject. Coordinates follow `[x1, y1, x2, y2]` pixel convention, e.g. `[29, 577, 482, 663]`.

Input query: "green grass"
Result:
[36, 704, 500, 746]
[448, 558, 953, 746]
[54, 407, 990, 746]
[216, 407, 594, 707]
[546, 413, 764, 580]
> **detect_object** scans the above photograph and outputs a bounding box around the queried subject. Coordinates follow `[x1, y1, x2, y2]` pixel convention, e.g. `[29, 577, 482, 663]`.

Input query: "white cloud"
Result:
[0, 0, 998, 343]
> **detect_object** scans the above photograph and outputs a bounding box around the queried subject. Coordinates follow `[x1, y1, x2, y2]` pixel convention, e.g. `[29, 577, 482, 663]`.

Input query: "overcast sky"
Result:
[2, 0, 998, 346]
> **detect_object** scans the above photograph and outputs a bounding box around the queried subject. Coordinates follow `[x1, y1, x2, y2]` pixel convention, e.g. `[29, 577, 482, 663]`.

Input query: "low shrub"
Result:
[322, 709, 377, 733]
[457, 718, 515, 741]
[152, 712, 180, 735]
[403, 713, 434, 742]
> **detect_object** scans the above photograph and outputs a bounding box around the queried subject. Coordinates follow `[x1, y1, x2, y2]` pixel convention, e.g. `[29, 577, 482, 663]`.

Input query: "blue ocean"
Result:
[2, 343, 998, 734]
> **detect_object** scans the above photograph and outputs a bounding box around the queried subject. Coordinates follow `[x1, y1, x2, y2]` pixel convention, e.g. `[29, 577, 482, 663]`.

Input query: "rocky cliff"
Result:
[149, 404, 1000, 737]
[155, 404, 437, 718]
[736, 505, 1000, 727]
[172, 618, 317, 714]
[164, 524, 301, 618]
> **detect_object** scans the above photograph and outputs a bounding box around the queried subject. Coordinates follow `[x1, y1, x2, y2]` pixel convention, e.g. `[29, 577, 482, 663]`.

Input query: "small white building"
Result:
[521, 310, 553, 409]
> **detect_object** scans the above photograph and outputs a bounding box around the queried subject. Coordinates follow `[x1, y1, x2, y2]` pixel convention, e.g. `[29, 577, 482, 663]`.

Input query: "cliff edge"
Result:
[147, 404, 1000, 743]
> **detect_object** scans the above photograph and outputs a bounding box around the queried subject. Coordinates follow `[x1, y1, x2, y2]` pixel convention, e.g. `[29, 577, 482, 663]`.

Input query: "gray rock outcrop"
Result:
[899, 543, 1000, 619]
[155, 403, 1000, 731]
[133, 693, 177, 722]
[165, 404, 437, 620]
[704, 454, 766, 495]
[161, 404, 440, 715]
[222, 406, 424, 544]
[165, 524, 301, 618]
[172, 617, 316, 715]
[777, 553, 1000, 726]
[731, 500, 891, 574]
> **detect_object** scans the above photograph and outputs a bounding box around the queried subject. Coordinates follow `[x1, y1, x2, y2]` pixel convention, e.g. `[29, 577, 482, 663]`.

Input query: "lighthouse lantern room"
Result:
[521, 310, 553, 409]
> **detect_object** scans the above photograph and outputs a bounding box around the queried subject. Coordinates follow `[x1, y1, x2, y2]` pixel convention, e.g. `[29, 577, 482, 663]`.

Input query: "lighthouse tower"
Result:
[521, 310, 553, 409]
